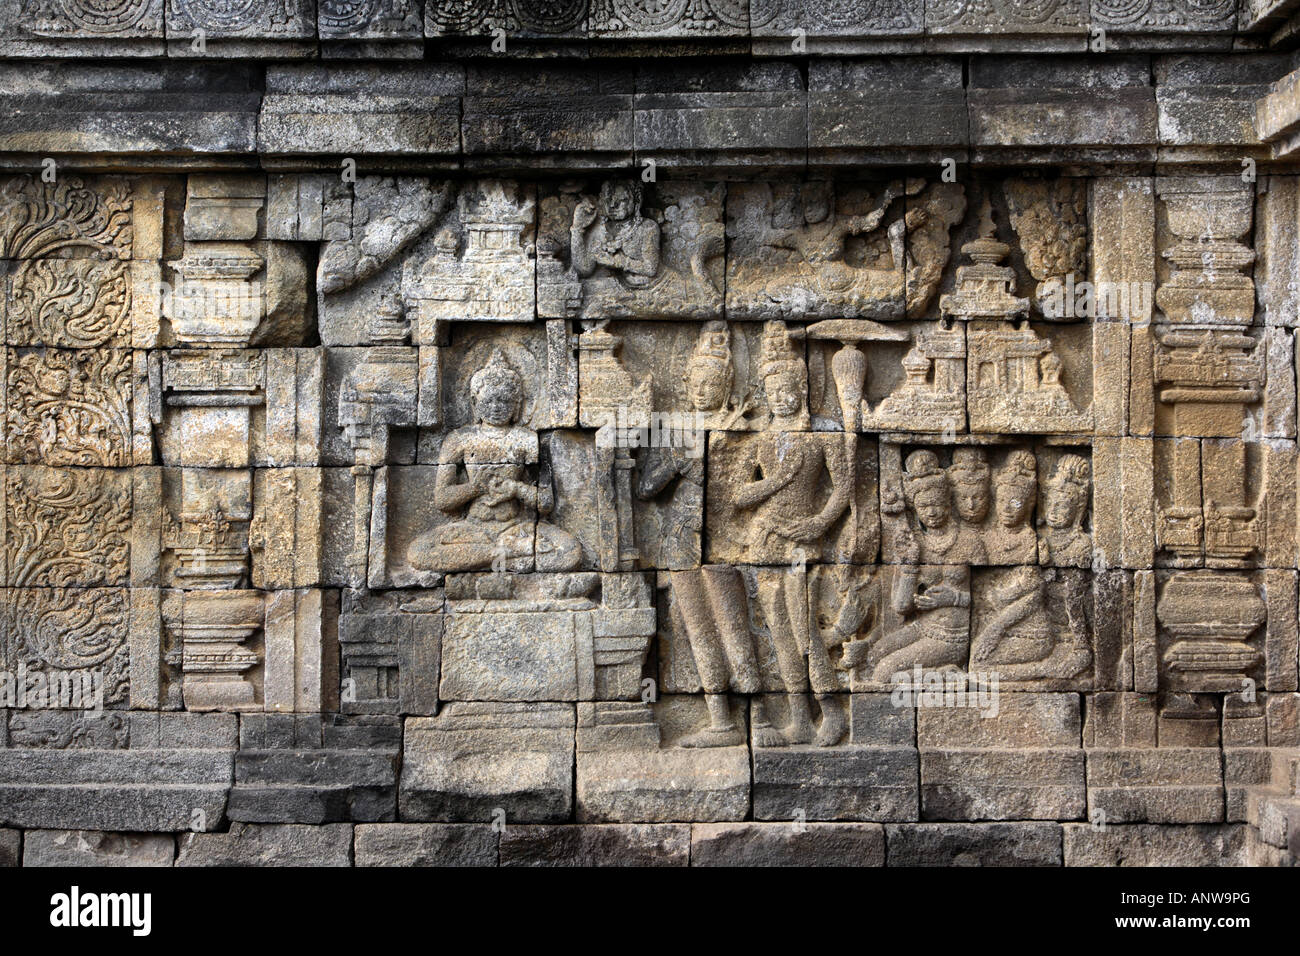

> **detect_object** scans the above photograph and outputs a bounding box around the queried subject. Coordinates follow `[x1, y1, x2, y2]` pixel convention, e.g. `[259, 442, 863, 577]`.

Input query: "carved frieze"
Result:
[4, 348, 133, 466]
[18, 0, 164, 38]
[2, 586, 131, 707]
[0, 175, 133, 261]
[165, 0, 316, 38]
[588, 0, 749, 36]
[539, 180, 724, 320]
[6, 258, 133, 348]
[726, 180, 964, 321]
[319, 0, 422, 38]
[7, 159, 1299, 844]
[5, 466, 132, 587]
[927, 0, 1088, 34]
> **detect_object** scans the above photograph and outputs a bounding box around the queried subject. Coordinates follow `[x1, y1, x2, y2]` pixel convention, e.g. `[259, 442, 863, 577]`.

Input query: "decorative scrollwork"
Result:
[5, 467, 131, 587]
[5, 348, 133, 467]
[7, 258, 131, 348]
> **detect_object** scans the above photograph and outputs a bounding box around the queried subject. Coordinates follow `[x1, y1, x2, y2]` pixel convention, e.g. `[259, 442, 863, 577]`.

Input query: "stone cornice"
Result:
[0, 52, 1294, 173]
[0, 0, 1284, 57]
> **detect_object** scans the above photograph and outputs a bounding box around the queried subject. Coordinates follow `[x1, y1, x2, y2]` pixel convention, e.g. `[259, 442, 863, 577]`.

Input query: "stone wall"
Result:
[2, 1, 1300, 867]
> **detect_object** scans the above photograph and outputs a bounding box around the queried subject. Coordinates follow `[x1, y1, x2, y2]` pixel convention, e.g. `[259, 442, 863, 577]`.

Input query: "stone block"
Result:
[921, 749, 1086, 821]
[176, 823, 353, 866]
[968, 58, 1157, 157]
[23, 830, 174, 867]
[809, 58, 966, 163]
[0, 829, 17, 867]
[0, 63, 259, 155]
[1086, 748, 1225, 823]
[634, 62, 806, 167]
[229, 715, 401, 824]
[462, 63, 633, 163]
[354, 823, 498, 866]
[1063, 823, 1247, 865]
[499, 824, 690, 866]
[260, 65, 464, 157]
[885, 823, 1063, 866]
[690, 822, 886, 866]
[400, 703, 575, 823]
[575, 697, 749, 823]
[752, 745, 919, 822]
[917, 693, 1082, 749]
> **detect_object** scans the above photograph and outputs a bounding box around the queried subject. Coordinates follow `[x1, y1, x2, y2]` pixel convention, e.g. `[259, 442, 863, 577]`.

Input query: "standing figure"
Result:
[637, 324, 772, 746]
[732, 322, 850, 746]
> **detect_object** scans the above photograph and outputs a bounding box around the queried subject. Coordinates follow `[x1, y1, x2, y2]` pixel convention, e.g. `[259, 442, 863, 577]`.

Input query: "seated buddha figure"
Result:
[407, 348, 582, 574]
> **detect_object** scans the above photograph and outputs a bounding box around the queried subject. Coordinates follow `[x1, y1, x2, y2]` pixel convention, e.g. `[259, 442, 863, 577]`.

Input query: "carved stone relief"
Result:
[6, 157, 1300, 861]
[4, 348, 134, 466]
[539, 180, 724, 320]
[5, 465, 132, 587]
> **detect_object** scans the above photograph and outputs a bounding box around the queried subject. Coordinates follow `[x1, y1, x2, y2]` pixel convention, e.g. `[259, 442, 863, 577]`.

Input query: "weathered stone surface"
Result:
[634, 62, 806, 168]
[0, 64, 259, 155]
[401, 703, 575, 823]
[0, 828, 17, 867]
[4, 25, 1300, 871]
[354, 823, 497, 866]
[22, 829, 174, 867]
[1157, 55, 1280, 148]
[463, 63, 634, 164]
[0, 712, 235, 832]
[918, 693, 1085, 820]
[499, 824, 690, 867]
[228, 715, 401, 823]
[968, 58, 1157, 159]
[917, 694, 1082, 748]
[1087, 748, 1225, 823]
[691, 822, 885, 866]
[885, 823, 1064, 866]
[260, 65, 464, 157]
[921, 749, 1086, 821]
[1063, 823, 1248, 866]
[176, 823, 353, 866]
[809, 59, 965, 163]
[753, 744, 919, 822]
[576, 698, 750, 823]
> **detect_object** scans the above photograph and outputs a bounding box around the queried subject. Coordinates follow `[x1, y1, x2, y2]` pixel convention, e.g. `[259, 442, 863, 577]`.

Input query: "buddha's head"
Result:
[470, 348, 524, 426]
